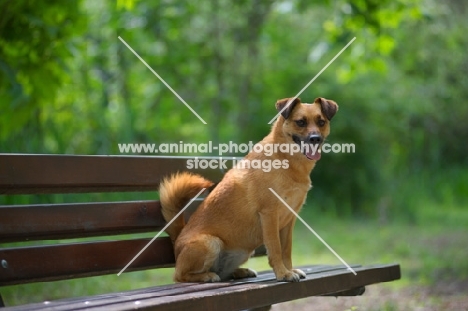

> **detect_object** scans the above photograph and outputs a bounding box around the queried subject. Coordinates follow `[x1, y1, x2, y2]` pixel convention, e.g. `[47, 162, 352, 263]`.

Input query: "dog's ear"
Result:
[315, 97, 338, 120]
[276, 97, 301, 119]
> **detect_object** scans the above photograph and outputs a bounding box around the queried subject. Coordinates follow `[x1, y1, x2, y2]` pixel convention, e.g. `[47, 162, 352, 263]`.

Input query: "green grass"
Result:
[2, 206, 467, 307]
[291, 212, 468, 286]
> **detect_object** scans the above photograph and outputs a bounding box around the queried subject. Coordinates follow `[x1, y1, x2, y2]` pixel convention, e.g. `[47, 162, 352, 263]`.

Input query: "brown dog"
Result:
[160, 97, 338, 282]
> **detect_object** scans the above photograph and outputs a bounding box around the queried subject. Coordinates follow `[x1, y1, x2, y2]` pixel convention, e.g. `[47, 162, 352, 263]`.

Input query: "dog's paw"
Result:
[175, 272, 221, 283]
[232, 268, 258, 279]
[200, 272, 221, 282]
[276, 270, 301, 282]
[292, 268, 306, 279]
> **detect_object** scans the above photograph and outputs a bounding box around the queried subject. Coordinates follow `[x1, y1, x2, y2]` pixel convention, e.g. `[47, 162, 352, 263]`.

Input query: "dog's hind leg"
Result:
[215, 250, 257, 280]
[174, 235, 222, 282]
[231, 267, 257, 279]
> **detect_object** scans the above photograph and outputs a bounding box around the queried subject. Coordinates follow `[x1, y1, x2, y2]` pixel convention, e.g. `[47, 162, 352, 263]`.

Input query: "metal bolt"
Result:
[1, 259, 8, 268]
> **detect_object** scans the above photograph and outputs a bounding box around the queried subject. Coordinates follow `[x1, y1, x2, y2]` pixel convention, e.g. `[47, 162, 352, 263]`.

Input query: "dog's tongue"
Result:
[306, 147, 321, 161]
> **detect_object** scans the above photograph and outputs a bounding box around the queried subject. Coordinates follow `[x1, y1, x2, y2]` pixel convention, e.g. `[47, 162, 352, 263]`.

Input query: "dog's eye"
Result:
[317, 120, 326, 127]
[295, 120, 307, 127]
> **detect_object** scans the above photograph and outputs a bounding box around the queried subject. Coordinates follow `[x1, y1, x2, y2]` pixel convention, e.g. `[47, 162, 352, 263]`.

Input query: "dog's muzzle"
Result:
[308, 134, 322, 144]
[292, 134, 323, 161]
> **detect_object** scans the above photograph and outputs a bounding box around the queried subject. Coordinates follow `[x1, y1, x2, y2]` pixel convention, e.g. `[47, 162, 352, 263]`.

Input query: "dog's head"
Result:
[275, 97, 338, 161]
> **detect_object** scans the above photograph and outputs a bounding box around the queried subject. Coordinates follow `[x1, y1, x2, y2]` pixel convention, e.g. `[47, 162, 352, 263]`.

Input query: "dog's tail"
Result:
[159, 172, 214, 243]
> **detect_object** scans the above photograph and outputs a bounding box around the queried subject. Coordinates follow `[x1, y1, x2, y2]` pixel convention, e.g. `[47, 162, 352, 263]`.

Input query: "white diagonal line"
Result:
[117, 188, 206, 276]
[268, 37, 356, 124]
[268, 188, 357, 275]
[118, 36, 207, 125]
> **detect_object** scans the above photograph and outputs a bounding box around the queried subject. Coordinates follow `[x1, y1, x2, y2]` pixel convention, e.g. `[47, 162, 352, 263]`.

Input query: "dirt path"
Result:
[271, 282, 468, 311]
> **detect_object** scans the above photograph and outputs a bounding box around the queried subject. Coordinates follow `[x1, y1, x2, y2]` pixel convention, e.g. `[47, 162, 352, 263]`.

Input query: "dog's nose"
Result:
[308, 134, 322, 144]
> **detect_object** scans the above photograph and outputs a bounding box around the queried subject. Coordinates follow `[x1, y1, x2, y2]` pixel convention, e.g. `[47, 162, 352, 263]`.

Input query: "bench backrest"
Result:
[0, 154, 229, 286]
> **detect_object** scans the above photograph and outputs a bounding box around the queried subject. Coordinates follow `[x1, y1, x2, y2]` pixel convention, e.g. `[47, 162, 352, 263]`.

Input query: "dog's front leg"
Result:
[280, 219, 306, 279]
[260, 211, 302, 282]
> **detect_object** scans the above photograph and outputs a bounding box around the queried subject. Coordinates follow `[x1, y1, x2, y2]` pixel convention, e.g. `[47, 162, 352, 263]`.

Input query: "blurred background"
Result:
[1, 0, 467, 309]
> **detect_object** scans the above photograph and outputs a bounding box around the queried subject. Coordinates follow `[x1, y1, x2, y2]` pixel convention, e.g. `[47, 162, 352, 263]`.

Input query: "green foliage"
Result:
[0, 0, 85, 149]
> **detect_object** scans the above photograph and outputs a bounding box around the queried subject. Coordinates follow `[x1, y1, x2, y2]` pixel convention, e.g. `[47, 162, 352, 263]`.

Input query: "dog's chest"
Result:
[274, 187, 308, 230]
[274, 172, 311, 205]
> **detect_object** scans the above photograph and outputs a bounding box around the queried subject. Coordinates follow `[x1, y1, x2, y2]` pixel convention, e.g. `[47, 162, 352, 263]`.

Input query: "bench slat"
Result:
[0, 201, 166, 243]
[0, 264, 401, 311]
[0, 238, 265, 287]
[105, 264, 400, 311]
[0, 237, 175, 286]
[0, 266, 358, 311]
[0, 154, 226, 194]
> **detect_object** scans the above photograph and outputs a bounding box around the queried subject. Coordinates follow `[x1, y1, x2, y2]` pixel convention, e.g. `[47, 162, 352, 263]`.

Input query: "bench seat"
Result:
[1, 264, 400, 311]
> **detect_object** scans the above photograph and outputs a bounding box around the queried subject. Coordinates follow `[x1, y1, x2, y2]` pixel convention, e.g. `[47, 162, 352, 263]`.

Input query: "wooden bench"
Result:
[0, 154, 401, 310]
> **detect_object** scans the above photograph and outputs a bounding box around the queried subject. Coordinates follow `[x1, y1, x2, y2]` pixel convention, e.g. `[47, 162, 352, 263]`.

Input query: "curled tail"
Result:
[159, 172, 214, 242]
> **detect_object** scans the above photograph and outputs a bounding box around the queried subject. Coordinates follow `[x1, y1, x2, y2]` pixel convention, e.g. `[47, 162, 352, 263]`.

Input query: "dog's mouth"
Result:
[292, 135, 322, 161]
[305, 145, 321, 161]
